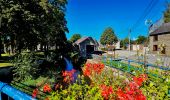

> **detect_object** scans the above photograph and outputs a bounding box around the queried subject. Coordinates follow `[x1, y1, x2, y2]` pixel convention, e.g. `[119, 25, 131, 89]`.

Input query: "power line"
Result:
[131, 0, 159, 32]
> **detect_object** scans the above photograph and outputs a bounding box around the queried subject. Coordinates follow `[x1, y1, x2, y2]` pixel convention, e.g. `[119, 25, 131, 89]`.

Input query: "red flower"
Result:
[135, 93, 146, 100]
[133, 77, 143, 87]
[43, 83, 51, 93]
[100, 84, 114, 99]
[45, 97, 49, 100]
[32, 88, 38, 98]
[62, 69, 76, 83]
[83, 63, 104, 76]
[84, 68, 91, 76]
[140, 74, 148, 81]
[116, 74, 147, 100]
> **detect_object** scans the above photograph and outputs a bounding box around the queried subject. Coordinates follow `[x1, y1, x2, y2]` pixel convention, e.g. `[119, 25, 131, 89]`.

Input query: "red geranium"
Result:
[116, 74, 147, 100]
[100, 84, 114, 100]
[43, 83, 51, 93]
[32, 88, 38, 98]
[62, 69, 76, 83]
[83, 63, 104, 76]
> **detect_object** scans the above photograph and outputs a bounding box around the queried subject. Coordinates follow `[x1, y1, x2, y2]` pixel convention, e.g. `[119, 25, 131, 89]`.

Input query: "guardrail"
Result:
[0, 81, 36, 100]
[102, 56, 170, 80]
[103, 56, 170, 71]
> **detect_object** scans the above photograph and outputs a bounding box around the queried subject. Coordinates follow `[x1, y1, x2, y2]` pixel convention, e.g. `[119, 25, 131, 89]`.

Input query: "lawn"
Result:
[0, 53, 13, 67]
[0, 63, 13, 67]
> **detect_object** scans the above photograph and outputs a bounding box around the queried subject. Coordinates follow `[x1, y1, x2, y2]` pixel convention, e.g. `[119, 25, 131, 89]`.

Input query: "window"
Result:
[153, 45, 158, 51]
[153, 35, 158, 41]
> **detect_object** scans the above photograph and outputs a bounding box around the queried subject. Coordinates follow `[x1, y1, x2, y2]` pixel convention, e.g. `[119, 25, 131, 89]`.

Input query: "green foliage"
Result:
[136, 35, 147, 44]
[100, 27, 118, 45]
[11, 76, 53, 99]
[12, 52, 39, 81]
[120, 37, 129, 49]
[49, 75, 103, 100]
[0, 0, 68, 52]
[70, 34, 81, 43]
[141, 74, 170, 100]
[164, 3, 170, 23]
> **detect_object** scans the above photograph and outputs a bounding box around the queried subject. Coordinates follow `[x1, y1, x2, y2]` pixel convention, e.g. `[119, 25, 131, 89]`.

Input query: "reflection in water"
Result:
[64, 58, 80, 82]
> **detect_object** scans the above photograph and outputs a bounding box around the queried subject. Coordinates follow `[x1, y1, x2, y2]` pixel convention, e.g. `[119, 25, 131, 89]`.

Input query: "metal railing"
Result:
[103, 56, 170, 71]
[0, 81, 36, 100]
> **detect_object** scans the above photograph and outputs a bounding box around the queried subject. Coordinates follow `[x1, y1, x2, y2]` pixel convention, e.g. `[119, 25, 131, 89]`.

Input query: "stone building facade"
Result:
[149, 22, 170, 56]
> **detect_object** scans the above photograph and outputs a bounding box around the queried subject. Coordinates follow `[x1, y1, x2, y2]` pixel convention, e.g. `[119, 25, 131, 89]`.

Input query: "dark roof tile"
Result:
[150, 22, 170, 36]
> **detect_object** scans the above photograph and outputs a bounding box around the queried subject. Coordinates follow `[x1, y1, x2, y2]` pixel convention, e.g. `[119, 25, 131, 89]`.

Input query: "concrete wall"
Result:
[149, 33, 170, 56]
[132, 45, 144, 51]
[115, 41, 120, 49]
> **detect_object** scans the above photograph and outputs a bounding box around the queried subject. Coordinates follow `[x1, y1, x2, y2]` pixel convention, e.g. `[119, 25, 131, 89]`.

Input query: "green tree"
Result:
[100, 27, 118, 45]
[70, 34, 81, 43]
[0, 0, 68, 53]
[136, 35, 147, 44]
[120, 37, 129, 49]
[164, 3, 170, 23]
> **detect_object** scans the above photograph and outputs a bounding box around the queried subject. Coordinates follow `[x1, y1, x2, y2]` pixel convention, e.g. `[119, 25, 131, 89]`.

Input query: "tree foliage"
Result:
[70, 34, 81, 43]
[100, 27, 118, 45]
[136, 35, 147, 44]
[0, 0, 68, 52]
[164, 3, 170, 23]
[120, 37, 129, 49]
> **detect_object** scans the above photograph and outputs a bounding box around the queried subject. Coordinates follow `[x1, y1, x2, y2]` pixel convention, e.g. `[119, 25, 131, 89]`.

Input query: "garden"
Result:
[5, 50, 168, 100]
[1, 0, 170, 100]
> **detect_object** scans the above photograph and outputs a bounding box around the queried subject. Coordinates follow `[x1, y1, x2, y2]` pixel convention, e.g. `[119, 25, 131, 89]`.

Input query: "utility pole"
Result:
[128, 29, 131, 52]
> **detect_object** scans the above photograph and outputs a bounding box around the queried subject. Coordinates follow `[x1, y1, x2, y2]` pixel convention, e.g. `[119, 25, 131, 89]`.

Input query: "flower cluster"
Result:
[32, 83, 52, 98]
[100, 84, 114, 99]
[62, 69, 76, 83]
[83, 63, 104, 76]
[43, 83, 51, 93]
[32, 88, 38, 98]
[116, 74, 147, 100]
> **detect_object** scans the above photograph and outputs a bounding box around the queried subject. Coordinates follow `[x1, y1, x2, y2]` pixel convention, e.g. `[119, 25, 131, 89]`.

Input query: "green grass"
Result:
[0, 63, 13, 67]
[1, 53, 12, 57]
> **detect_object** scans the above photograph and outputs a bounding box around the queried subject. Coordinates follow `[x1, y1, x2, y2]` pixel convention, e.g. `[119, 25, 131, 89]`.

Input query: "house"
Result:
[132, 44, 144, 51]
[149, 22, 170, 56]
[74, 37, 99, 57]
[99, 41, 121, 50]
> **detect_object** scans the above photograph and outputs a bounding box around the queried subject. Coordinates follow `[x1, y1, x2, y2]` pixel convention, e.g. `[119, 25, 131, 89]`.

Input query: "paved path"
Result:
[104, 50, 170, 67]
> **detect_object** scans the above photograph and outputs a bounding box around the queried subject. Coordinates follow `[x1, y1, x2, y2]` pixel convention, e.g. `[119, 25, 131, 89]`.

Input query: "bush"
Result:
[12, 52, 40, 81]
[47, 63, 147, 100]
[49, 75, 103, 100]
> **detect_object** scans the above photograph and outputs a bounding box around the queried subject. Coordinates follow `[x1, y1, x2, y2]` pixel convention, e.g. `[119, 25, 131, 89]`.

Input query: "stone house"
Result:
[74, 37, 99, 57]
[149, 22, 170, 56]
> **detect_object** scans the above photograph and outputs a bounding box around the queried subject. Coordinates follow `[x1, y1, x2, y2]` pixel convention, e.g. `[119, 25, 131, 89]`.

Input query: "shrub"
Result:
[46, 63, 147, 100]
[49, 75, 103, 100]
[12, 52, 39, 81]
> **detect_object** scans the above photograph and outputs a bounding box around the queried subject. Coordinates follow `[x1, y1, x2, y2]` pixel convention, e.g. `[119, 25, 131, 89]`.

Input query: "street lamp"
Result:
[143, 19, 152, 68]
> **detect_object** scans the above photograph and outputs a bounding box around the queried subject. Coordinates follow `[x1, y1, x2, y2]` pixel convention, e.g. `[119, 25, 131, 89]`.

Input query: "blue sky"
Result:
[65, 0, 169, 41]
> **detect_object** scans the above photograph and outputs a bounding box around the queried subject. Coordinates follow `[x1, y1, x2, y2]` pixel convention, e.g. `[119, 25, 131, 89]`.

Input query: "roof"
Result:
[74, 37, 98, 45]
[150, 22, 170, 36]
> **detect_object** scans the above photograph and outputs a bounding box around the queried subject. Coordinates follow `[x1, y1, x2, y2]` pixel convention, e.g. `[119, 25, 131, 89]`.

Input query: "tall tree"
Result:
[136, 35, 147, 44]
[70, 34, 81, 43]
[0, 0, 68, 53]
[164, 3, 170, 23]
[100, 27, 118, 45]
[120, 37, 129, 49]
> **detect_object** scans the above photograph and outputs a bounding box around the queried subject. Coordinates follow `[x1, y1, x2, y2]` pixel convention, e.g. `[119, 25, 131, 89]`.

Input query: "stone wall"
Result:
[149, 33, 170, 56]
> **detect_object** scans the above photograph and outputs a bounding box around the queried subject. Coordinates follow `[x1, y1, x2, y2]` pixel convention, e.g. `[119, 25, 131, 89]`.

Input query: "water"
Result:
[64, 58, 74, 71]
[64, 58, 80, 82]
